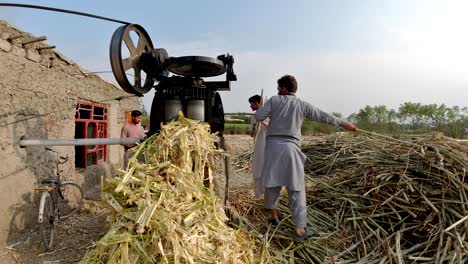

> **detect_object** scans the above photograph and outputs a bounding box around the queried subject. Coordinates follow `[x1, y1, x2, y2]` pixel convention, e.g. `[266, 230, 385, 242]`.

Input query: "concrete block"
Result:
[0, 38, 11, 52]
[25, 49, 41, 62]
[78, 163, 117, 201]
[10, 46, 25, 57]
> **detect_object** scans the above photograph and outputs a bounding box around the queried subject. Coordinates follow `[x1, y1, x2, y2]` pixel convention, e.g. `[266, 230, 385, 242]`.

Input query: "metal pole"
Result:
[19, 137, 142, 147]
[220, 136, 230, 208]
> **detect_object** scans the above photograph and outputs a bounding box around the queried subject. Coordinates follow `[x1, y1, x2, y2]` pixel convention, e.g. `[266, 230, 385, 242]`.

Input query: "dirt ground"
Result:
[0, 135, 255, 264]
[0, 201, 108, 264]
[224, 134, 254, 190]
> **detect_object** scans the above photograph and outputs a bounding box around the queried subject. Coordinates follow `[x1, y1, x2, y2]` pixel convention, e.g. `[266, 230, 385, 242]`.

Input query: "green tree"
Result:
[387, 109, 398, 123]
[140, 104, 149, 128]
[373, 105, 389, 124]
[398, 102, 424, 129]
[355, 105, 374, 129]
[422, 104, 453, 128]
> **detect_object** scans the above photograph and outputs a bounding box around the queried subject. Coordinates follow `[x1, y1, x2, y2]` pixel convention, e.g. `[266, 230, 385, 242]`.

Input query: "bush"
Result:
[301, 120, 338, 135]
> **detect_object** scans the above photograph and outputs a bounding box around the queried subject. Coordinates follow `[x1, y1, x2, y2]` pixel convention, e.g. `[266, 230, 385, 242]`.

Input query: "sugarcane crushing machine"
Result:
[109, 24, 237, 136]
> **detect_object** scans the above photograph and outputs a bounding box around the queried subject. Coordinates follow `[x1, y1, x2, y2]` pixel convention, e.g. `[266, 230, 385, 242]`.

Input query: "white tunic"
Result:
[254, 95, 344, 191]
[251, 118, 268, 197]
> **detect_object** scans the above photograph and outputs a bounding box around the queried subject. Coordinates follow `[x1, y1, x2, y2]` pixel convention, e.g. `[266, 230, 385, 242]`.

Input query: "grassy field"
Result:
[224, 123, 250, 134]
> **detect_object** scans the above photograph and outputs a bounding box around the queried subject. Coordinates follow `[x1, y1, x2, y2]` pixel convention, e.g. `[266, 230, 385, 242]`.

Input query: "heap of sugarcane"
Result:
[81, 113, 255, 263]
[234, 132, 467, 263]
[300, 132, 468, 263]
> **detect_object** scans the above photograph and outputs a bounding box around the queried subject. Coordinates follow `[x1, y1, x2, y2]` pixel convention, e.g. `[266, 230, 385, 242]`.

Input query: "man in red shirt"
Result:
[121, 110, 145, 168]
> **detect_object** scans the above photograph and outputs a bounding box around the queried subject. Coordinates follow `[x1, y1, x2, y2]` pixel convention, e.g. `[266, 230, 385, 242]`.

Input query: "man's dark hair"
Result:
[248, 95, 261, 103]
[131, 110, 142, 117]
[277, 75, 298, 93]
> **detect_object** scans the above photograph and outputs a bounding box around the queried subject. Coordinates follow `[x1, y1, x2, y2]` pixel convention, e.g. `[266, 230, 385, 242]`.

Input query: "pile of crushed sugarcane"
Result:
[81, 113, 255, 263]
[232, 150, 252, 173]
[234, 132, 468, 263]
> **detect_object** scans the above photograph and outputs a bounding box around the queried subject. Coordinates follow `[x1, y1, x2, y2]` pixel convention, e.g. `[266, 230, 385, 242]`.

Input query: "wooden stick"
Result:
[21, 36, 47, 45]
[6, 34, 22, 41]
[36, 45, 56, 51]
[444, 214, 468, 232]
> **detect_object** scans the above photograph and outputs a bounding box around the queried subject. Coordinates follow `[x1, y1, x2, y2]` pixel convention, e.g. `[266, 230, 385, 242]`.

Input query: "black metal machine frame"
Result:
[109, 24, 237, 136]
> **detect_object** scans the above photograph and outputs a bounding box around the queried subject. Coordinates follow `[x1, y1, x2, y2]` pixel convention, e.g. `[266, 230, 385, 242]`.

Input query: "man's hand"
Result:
[341, 121, 356, 132]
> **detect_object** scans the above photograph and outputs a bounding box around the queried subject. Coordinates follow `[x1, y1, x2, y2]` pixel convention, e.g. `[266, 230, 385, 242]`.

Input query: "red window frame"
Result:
[75, 101, 108, 168]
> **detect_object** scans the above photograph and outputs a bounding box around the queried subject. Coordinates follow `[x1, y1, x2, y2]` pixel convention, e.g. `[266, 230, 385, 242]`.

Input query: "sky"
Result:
[1, 0, 468, 117]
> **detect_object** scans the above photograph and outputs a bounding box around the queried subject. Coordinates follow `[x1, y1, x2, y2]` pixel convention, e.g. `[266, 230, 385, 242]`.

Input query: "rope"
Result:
[0, 3, 131, 24]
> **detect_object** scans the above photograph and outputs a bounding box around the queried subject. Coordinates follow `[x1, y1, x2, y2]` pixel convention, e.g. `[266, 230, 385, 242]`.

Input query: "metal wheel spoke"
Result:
[122, 57, 132, 71]
[123, 31, 136, 54]
[45, 205, 51, 219]
[134, 68, 141, 88]
[136, 36, 146, 54]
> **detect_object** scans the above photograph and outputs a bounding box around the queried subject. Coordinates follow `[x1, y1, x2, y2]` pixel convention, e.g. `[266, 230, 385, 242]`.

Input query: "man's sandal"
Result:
[295, 227, 318, 242]
[268, 217, 280, 225]
[268, 214, 282, 226]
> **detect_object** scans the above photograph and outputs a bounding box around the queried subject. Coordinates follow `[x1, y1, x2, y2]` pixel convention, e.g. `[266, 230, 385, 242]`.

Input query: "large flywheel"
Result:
[168, 56, 226, 77]
[110, 24, 162, 95]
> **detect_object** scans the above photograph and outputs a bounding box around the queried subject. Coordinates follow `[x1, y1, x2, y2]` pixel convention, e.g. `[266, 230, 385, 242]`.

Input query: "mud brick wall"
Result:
[0, 20, 140, 246]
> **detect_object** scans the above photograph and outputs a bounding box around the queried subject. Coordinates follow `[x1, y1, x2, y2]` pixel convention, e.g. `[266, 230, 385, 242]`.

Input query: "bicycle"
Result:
[35, 147, 84, 251]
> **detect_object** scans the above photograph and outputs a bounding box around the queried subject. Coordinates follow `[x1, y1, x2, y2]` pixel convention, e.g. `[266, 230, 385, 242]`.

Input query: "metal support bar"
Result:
[219, 136, 230, 208]
[21, 36, 47, 45]
[19, 137, 142, 147]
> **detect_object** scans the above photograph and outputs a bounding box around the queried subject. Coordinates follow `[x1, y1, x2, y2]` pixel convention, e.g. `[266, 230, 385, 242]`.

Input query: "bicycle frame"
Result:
[36, 149, 67, 228]
[36, 147, 83, 251]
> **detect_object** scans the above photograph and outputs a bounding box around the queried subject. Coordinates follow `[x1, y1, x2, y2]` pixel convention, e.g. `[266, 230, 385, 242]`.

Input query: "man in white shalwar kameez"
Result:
[248, 95, 268, 197]
[255, 75, 356, 242]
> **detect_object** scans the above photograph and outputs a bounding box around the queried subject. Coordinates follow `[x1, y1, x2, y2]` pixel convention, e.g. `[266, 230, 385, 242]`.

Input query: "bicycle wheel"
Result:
[38, 192, 55, 250]
[59, 182, 83, 219]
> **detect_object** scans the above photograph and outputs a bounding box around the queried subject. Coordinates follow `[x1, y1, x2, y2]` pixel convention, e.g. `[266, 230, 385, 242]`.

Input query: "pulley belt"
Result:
[0, 3, 131, 24]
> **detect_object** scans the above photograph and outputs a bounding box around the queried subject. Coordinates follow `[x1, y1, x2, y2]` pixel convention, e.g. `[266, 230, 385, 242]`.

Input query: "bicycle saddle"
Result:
[42, 178, 59, 184]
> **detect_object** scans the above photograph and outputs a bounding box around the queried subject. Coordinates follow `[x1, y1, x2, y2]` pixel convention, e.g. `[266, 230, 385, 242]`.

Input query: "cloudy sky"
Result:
[1, 0, 467, 116]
